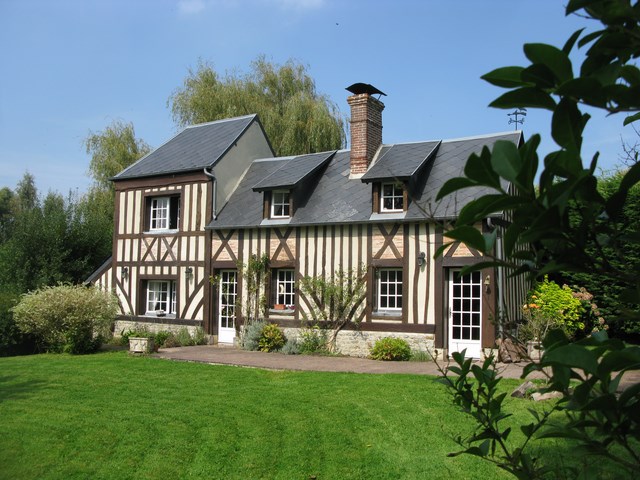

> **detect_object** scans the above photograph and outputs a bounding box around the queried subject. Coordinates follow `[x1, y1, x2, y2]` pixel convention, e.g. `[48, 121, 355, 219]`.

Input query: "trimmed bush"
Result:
[370, 337, 412, 361]
[241, 320, 266, 351]
[12, 284, 118, 354]
[258, 323, 286, 352]
[281, 338, 300, 355]
[298, 325, 328, 354]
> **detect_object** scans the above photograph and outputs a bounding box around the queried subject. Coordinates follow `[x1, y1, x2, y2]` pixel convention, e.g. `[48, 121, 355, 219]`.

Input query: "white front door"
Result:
[448, 269, 482, 358]
[218, 270, 237, 344]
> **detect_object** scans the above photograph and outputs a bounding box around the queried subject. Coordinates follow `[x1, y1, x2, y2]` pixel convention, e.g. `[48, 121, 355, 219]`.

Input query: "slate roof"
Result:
[208, 130, 522, 229]
[252, 151, 335, 191]
[361, 140, 440, 182]
[113, 115, 260, 180]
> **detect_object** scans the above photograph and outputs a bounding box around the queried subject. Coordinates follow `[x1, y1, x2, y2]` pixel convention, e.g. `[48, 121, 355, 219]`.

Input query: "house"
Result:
[88, 84, 524, 358]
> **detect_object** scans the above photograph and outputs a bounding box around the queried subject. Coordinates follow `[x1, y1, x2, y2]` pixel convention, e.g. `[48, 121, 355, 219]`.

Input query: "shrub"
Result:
[409, 349, 432, 362]
[176, 327, 195, 346]
[298, 325, 328, 354]
[281, 338, 300, 355]
[241, 320, 266, 351]
[120, 325, 152, 345]
[370, 337, 412, 361]
[0, 291, 35, 356]
[12, 284, 118, 354]
[154, 330, 171, 347]
[258, 323, 286, 352]
[163, 333, 180, 348]
[192, 327, 208, 345]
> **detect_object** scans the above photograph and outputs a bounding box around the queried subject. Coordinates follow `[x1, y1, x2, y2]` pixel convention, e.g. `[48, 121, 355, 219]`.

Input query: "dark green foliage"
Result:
[0, 291, 35, 356]
[258, 323, 286, 352]
[435, 1, 640, 476]
[370, 337, 412, 361]
[298, 326, 329, 354]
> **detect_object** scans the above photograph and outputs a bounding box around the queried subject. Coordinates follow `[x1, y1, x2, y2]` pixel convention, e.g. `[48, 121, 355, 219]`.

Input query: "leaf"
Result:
[542, 344, 599, 375]
[481, 66, 526, 88]
[490, 87, 557, 110]
[463, 148, 503, 190]
[623, 112, 640, 126]
[443, 227, 488, 254]
[562, 28, 584, 54]
[436, 177, 478, 201]
[490, 140, 523, 186]
[551, 99, 584, 153]
[457, 195, 528, 225]
[524, 43, 574, 83]
[556, 78, 606, 107]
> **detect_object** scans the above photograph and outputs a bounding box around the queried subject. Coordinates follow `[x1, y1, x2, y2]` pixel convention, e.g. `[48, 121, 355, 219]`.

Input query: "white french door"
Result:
[218, 270, 237, 343]
[448, 269, 482, 358]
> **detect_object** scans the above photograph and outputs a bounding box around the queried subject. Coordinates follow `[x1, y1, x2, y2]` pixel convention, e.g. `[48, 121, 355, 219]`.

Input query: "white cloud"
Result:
[177, 0, 207, 15]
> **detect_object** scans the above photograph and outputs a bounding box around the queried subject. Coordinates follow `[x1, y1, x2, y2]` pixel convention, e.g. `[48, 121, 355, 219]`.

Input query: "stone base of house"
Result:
[282, 327, 436, 358]
[113, 319, 201, 338]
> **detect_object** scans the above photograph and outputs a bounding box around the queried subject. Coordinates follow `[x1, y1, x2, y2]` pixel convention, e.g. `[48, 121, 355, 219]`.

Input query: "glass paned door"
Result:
[448, 269, 482, 358]
[218, 270, 237, 343]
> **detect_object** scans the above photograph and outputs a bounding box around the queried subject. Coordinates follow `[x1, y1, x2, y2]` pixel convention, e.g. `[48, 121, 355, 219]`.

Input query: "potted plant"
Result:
[129, 333, 155, 354]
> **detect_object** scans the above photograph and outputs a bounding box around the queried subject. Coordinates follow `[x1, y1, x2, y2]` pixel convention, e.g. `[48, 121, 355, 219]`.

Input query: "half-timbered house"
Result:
[88, 84, 524, 358]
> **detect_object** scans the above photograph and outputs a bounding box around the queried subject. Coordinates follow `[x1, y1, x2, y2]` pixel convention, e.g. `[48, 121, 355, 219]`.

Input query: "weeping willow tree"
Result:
[168, 56, 346, 156]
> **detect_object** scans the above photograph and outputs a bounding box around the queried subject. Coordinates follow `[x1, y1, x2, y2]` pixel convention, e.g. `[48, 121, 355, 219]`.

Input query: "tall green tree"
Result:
[85, 120, 151, 190]
[168, 56, 346, 156]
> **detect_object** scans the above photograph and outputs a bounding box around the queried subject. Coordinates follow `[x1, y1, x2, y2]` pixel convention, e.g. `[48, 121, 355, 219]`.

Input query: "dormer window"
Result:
[271, 190, 291, 219]
[146, 195, 180, 232]
[380, 183, 404, 212]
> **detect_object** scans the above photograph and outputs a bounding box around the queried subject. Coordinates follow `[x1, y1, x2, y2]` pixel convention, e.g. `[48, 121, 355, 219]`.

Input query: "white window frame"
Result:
[377, 268, 403, 311]
[274, 269, 295, 308]
[149, 196, 180, 232]
[219, 270, 237, 329]
[380, 183, 404, 212]
[146, 280, 177, 315]
[271, 190, 291, 219]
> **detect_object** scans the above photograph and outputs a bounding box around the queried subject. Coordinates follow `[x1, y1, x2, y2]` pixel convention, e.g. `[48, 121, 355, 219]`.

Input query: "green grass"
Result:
[0, 352, 604, 479]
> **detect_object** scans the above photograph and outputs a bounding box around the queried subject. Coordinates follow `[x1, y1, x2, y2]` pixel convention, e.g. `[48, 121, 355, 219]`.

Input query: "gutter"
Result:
[203, 167, 217, 221]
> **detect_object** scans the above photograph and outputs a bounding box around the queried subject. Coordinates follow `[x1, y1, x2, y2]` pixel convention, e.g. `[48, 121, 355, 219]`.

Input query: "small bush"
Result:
[176, 327, 195, 346]
[163, 333, 180, 348]
[242, 320, 266, 351]
[193, 327, 208, 345]
[258, 323, 286, 352]
[299, 325, 328, 354]
[120, 325, 152, 345]
[12, 284, 118, 354]
[281, 338, 300, 355]
[409, 350, 432, 362]
[370, 337, 412, 361]
[154, 331, 171, 347]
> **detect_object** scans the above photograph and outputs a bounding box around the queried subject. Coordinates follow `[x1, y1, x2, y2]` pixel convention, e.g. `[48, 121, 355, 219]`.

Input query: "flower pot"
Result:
[274, 304, 285, 310]
[129, 336, 155, 354]
[527, 340, 543, 361]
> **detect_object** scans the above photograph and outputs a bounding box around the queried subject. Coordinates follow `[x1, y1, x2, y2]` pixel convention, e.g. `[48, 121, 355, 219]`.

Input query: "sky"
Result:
[0, 0, 635, 196]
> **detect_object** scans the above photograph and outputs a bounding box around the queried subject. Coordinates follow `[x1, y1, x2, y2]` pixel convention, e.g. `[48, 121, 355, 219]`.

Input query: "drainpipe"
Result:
[203, 167, 217, 221]
[492, 218, 505, 338]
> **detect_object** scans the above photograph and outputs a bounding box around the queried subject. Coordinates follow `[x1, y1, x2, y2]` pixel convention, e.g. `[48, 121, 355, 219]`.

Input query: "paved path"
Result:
[154, 344, 540, 379]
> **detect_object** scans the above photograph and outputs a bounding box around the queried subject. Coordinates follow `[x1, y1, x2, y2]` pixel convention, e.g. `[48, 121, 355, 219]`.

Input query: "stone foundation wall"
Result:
[114, 320, 200, 338]
[282, 327, 435, 358]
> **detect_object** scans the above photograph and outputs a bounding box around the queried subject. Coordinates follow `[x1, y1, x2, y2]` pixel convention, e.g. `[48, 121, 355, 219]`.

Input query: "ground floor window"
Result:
[146, 280, 177, 315]
[377, 268, 403, 311]
[272, 269, 295, 308]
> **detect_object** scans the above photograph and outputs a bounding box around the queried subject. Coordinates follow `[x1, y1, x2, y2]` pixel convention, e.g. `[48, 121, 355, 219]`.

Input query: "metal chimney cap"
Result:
[346, 83, 386, 97]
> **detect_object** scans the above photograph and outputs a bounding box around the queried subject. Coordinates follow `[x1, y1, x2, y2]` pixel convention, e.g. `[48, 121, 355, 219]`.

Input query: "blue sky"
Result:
[0, 0, 634, 195]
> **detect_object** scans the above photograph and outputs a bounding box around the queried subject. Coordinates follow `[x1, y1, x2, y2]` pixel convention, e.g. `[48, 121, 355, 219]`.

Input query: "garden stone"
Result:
[531, 391, 563, 402]
[511, 381, 536, 398]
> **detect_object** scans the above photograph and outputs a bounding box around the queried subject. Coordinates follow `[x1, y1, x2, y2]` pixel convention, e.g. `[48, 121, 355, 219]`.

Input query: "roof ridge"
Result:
[441, 130, 522, 143]
[184, 114, 257, 129]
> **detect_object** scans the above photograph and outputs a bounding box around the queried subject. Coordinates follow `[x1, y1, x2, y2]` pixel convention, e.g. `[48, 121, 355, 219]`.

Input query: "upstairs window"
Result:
[147, 195, 180, 231]
[146, 280, 177, 316]
[271, 190, 291, 219]
[380, 183, 404, 212]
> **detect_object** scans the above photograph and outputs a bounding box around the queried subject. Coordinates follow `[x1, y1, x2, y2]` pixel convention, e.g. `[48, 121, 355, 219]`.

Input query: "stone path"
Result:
[154, 344, 542, 379]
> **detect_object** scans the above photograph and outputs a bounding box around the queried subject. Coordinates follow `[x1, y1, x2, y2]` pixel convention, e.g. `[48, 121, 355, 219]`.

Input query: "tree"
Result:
[435, 0, 640, 476]
[0, 187, 14, 242]
[168, 56, 346, 156]
[85, 120, 151, 190]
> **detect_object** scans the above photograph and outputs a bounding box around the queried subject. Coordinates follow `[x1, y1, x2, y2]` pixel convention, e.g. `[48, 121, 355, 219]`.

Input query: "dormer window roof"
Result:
[360, 140, 440, 183]
[252, 151, 335, 192]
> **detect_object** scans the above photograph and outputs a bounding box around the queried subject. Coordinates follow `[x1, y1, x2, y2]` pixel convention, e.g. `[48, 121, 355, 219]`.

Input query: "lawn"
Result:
[0, 351, 594, 479]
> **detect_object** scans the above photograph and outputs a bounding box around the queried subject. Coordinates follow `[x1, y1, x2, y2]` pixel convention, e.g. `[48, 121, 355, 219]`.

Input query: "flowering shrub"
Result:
[12, 284, 118, 354]
[520, 277, 586, 341]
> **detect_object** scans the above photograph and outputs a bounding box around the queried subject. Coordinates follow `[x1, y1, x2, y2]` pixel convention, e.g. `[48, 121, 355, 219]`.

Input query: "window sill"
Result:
[144, 229, 179, 235]
[371, 310, 403, 321]
[142, 313, 177, 319]
[269, 308, 295, 315]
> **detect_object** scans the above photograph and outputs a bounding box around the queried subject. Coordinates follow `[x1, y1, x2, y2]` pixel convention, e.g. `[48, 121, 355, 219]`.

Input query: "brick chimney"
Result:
[347, 88, 385, 175]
